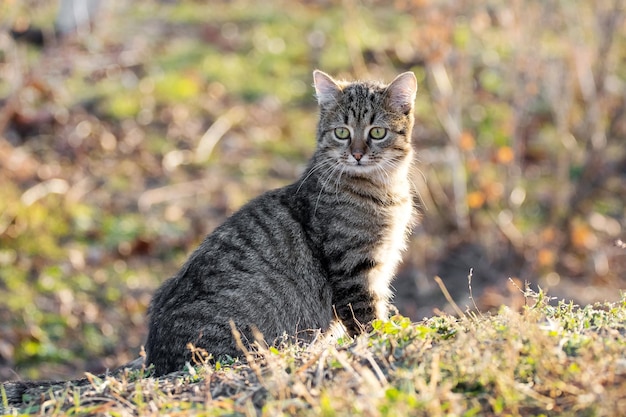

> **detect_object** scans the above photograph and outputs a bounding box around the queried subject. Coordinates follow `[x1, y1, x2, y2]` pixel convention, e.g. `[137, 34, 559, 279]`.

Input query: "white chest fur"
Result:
[368, 176, 414, 318]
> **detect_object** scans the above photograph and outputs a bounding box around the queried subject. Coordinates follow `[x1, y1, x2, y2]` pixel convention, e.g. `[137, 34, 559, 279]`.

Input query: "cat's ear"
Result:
[386, 72, 418, 114]
[313, 70, 341, 106]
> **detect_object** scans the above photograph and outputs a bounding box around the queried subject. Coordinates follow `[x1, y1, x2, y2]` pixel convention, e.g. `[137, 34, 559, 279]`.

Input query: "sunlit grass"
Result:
[4, 291, 626, 416]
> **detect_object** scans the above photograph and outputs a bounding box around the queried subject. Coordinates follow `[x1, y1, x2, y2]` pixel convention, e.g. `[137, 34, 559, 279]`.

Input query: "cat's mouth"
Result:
[341, 158, 380, 175]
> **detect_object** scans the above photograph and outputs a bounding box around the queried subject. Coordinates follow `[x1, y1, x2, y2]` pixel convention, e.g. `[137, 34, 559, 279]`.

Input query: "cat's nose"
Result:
[352, 151, 363, 161]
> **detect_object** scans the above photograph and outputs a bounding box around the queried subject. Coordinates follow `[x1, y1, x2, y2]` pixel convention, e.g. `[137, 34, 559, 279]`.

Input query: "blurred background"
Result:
[0, 0, 624, 380]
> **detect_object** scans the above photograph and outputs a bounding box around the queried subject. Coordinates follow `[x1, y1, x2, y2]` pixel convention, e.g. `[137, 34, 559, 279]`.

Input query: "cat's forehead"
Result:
[341, 81, 386, 98]
[330, 82, 387, 113]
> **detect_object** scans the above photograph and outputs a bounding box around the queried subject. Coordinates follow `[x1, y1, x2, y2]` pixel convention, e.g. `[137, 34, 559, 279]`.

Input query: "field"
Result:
[0, 0, 625, 415]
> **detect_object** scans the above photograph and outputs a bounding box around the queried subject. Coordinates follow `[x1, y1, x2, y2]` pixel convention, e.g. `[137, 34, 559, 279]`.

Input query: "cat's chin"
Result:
[342, 162, 388, 178]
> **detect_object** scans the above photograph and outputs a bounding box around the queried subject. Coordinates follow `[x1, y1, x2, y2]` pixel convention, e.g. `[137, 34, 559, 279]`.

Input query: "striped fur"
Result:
[146, 71, 419, 375]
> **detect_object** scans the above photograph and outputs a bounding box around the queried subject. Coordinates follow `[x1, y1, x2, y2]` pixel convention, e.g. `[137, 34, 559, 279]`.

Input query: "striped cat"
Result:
[145, 70, 419, 375]
[1, 71, 418, 409]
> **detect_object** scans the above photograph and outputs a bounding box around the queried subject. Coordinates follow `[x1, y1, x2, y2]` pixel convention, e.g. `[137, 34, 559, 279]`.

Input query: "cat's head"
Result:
[313, 71, 417, 179]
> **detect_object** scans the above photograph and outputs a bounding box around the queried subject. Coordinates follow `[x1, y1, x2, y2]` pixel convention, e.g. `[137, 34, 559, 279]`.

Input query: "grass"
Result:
[3, 288, 625, 416]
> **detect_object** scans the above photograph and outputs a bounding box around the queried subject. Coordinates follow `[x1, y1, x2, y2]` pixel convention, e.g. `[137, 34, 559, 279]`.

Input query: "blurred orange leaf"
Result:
[537, 248, 555, 267]
[496, 146, 514, 164]
[459, 131, 475, 151]
[571, 223, 597, 249]
[467, 191, 485, 209]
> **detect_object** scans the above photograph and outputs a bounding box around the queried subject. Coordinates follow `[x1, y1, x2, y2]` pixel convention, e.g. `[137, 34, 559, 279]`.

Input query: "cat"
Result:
[1, 70, 419, 408]
[145, 70, 419, 375]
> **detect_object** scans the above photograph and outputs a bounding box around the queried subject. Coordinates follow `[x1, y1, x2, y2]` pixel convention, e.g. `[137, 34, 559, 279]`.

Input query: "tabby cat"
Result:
[2, 71, 419, 408]
[145, 70, 419, 375]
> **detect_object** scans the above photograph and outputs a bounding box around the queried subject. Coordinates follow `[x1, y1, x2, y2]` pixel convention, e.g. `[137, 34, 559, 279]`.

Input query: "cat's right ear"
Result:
[313, 70, 341, 106]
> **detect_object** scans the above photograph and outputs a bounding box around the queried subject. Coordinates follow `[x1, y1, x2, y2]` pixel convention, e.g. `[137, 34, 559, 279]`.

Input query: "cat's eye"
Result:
[369, 127, 387, 140]
[334, 127, 350, 140]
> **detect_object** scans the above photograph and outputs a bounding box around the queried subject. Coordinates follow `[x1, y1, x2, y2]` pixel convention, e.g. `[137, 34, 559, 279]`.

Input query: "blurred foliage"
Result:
[0, 0, 624, 380]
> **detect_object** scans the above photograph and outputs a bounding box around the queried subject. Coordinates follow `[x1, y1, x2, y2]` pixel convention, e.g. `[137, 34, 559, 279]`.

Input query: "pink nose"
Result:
[352, 152, 363, 161]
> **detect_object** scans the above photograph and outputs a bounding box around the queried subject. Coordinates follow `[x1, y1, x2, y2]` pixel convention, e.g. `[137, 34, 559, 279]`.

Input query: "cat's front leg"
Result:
[331, 281, 380, 336]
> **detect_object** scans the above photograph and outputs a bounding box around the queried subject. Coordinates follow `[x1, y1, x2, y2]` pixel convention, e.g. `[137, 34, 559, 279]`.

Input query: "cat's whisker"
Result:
[314, 161, 343, 217]
[371, 164, 385, 185]
[414, 165, 427, 184]
[381, 159, 425, 209]
[407, 172, 426, 210]
[318, 162, 343, 207]
[334, 164, 347, 204]
[370, 160, 394, 187]
[296, 160, 333, 194]
[377, 162, 392, 183]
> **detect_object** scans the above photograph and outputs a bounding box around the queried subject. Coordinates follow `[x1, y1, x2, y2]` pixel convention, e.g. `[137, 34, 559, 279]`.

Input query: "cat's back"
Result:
[152, 184, 329, 310]
[146, 185, 333, 374]
[193, 186, 319, 279]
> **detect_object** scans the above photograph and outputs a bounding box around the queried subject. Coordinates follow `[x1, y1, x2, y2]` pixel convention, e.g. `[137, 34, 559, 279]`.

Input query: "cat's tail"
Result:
[3, 379, 73, 408]
[1, 357, 144, 412]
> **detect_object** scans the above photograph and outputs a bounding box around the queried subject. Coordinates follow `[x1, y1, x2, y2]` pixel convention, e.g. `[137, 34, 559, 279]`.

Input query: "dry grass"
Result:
[3, 289, 625, 416]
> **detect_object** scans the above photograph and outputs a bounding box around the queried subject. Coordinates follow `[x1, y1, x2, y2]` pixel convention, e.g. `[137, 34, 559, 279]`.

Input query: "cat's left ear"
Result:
[386, 72, 418, 114]
[313, 70, 341, 106]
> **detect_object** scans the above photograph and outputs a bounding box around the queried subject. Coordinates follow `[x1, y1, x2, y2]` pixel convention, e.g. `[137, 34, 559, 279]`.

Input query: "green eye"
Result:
[334, 127, 350, 140]
[369, 127, 387, 140]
